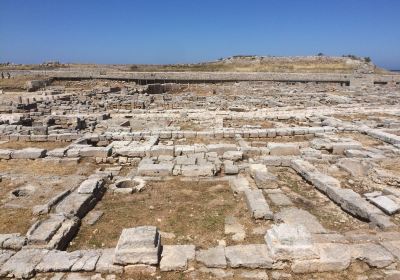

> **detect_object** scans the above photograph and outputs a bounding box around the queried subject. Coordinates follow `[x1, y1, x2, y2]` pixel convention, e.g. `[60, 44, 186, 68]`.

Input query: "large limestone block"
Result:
[292, 243, 351, 273]
[55, 192, 97, 218]
[244, 189, 273, 219]
[114, 226, 161, 265]
[35, 250, 82, 272]
[196, 246, 227, 268]
[274, 207, 326, 234]
[225, 244, 272, 268]
[137, 163, 174, 176]
[0, 249, 48, 279]
[351, 243, 394, 268]
[11, 148, 47, 159]
[268, 143, 300, 156]
[265, 223, 318, 260]
[181, 164, 215, 177]
[160, 245, 195, 271]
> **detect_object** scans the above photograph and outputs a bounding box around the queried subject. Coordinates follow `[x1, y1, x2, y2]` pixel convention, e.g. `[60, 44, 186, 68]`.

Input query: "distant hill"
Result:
[1, 55, 391, 74]
[126, 55, 385, 74]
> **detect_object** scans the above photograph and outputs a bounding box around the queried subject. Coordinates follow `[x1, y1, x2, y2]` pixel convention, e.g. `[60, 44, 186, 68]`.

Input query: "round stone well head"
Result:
[112, 177, 146, 194]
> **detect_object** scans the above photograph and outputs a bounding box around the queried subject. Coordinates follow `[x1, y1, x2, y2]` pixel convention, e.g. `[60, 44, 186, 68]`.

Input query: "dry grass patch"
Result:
[0, 159, 94, 176]
[0, 75, 48, 91]
[0, 141, 70, 150]
[337, 132, 383, 147]
[69, 178, 261, 251]
[273, 167, 369, 232]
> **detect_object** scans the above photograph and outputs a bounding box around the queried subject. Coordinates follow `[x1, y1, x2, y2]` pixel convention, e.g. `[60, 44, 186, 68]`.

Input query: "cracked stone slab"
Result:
[229, 176, 250, 194]
[244, 189, 273, 219]
[95, 248, 123, 274]
[0, 249, 48, 279]
[35, 250, 82, 272]
[27, 214, 66, 245]
[351, 243, 394, 268]
[369, 195, 400, 215]
[292, 243, 351, 273]
[265, 223, 318, 260]
[274, 207, 326, 234]
[55, 192, 97, 218]
[0, 250, 15, 267]
[0, 233, 26, 250]
[196, 246, 227, 268]
[71, 250, 101, 272]
[160, 245, 195, 271]
[225, 244, 272, 268]
[267, 192, 293, 206]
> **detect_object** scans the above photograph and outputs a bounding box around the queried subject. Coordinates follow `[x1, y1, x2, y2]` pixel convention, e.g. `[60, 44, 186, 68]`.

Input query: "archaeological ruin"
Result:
[1, 56, 400, 279]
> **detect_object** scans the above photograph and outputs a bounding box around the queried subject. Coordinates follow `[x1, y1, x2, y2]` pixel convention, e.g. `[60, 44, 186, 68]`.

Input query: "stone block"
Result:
[0, 249, 47, 279]
[137, 163, 174, 176]
[244, 189, 273, 219]
[114, 226, 161, 265]
[11, 148, 47, 159]
[160, 245, 195, 271]
[225, 244, 272, 268]
[265, 223, 318, 260]
[268, 143, 300, 156]
[196, 246, 227, 268]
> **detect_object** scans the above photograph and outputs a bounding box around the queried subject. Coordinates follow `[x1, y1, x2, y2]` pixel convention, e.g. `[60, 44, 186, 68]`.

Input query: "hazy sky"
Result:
[1, 0, 399, 69]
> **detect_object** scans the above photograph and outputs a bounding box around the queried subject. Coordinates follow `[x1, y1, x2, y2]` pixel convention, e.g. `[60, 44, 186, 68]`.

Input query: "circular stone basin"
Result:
[10, 185, 36, 198]
[113, 177, 146, 193]
[116, 179, 139, 189]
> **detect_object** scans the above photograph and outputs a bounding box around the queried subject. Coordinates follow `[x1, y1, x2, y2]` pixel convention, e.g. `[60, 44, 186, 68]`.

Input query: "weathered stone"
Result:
[0, 233, 26, 250]
[337, 158, 370, 177]
[137, 163, 173, 176]
[0, 149, 12, 159]
[230, 176, 250, 194]
[267, 192, 293, 206]
[27, 214, 66, 245]
[77, 178, 104, 195]
[224, 161, 239, 175]
[181, 164, 215, 177]
[268, 143, 300, 156]
[253, 170, 279, 189]
[160, 245, 195, 271]
[11, 148, 47, 159]
[124, 264, 157, 275]
[96, 249, 123, 274]
[244, 189, 273, 219]
[0, 250, 15, 266]
[196, 246, 227, 268]
[351, 243, 394, 268]
[222, 151, 243, 161]
[55, 193, 98, 218]
[83, 211, 104, 226]
[225, 244, 272, 268]
[240, 270, 269, 280]
[369, 195, 400, 215]
[71, 250, 101, 272]
[292, 243, 351, 273]
[265, 223, 318, 260]
[114, 226, 161, 265]
[207, 144, 237, 154]
[36, 250, 82, 272]
[0, 249, 47, 279]
[198, 267, 233, 278]
[274, 207, 326, 233]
